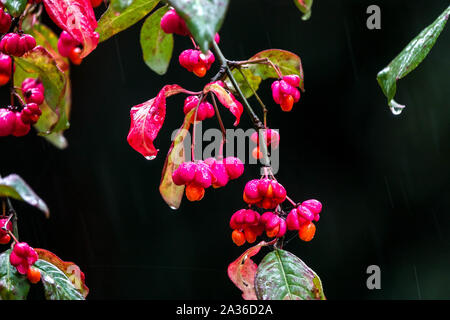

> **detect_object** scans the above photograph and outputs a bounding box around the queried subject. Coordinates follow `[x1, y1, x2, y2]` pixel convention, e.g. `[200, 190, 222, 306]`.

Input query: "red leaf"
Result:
[35, 248, 89, 298]
[43, 0, 98, 58]
[159, 109, 196, 209]
[227, 241, 274, 300]
[203, 81, 243, 126]
[127, 85, 195, 159]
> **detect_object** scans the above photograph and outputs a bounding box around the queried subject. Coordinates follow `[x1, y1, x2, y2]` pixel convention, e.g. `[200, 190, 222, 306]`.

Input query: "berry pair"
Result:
[243, 178, 287, 209]
[22, 77, 45, 105]
[250, 129, 280, 160]
[183, 96, 215, 122]
[20, 103, 41, 125]
[9, 242, 41, 284]
[0, 108, 31, 137]
[57, 31, 83, 65]
[179, 49, 215, 77]
[286, 199, 322, 241]
[172, 157, 244, 201]
[0, 33, 36, 57]
[0, 9, 12, 34]
[0, 218, 12, 244]
[271, 75, 301, 112]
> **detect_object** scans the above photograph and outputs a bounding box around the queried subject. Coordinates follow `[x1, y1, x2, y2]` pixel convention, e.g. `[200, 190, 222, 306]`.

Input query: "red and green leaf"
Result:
[127, 85, 196, 159]
[35, 249, 88, 298]
[43, 0, 99, 58]
[228, 241, 272, 300]
[294, 0, 313, 21]
[159, 109, 196, 209]
[203, 81, 242, 126]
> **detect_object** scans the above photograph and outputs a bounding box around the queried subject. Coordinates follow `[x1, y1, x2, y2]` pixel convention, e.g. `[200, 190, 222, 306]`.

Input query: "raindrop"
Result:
[389, 99, 406, 115]
[145, 155, 156, 160]
[169, 205, 178, 210]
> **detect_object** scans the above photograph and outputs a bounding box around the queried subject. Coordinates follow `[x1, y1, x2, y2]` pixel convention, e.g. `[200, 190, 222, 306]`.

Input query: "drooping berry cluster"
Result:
[183, 95, 215, 121]
[271, 75, 301, 112]
[179, 49, 215, 78]
[57, 31, 83, 65]
[250, 128, 280, 160]
[286, 199, 322, 241]
[0, 33, 36, 57]
[9, 242, 41, 284]
[160, 8, 190, 36]
[22, 77, 45, 105]
[172, 157, 244, 201]
[243, 178, 287, 209]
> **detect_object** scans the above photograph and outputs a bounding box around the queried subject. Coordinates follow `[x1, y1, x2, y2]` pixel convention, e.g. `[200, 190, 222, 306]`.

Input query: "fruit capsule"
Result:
[193, 65, 207, 78]
[231, 229, 246, 246]
[185, 183, 205, 201]
[299, 222, 316, 242]
[280, 95, 294, 112]
[26, 267, 41, 284]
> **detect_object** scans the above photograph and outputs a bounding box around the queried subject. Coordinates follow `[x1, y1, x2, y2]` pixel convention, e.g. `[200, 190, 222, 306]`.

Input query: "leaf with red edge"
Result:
[203, 81, 243, 126]
[228, 241, 273, 300]
[35, 248, 88, 298]
[294, 0, 313, 21]
[127, 85, 196, 160]
[42, 0, 99, 58]
[159, 109, 196, 209]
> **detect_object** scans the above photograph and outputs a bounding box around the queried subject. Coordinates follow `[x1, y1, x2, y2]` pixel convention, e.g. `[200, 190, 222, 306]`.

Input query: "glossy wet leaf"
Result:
[141, 6, 173, 75]
[0, 250, 30, 300]
[255, 249, 325, 300]
[159, 109, 195, 209]
[377, 5, 450, 112]
[97, 0, 159, 42]
[226, 49, 304, 99]
[36, 249, 88, 298]
[228, 241, 271, 300]
[293, 0, 313, 21]
[0, 174, 49, 217]
[167, 0, 229, 52]
[43, 0, 99, 58]
[34, 259, 84, 300]
[127, 84, 196, 159]
[3, 0, 27, 17]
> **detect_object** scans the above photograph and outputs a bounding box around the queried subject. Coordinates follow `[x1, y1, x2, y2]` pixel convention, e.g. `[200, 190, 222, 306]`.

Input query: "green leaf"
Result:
[159, 109, 195, 209]
[0, 174, 50, 217]
[112, 0, 134, 12]
[377, 5, 450, 113]
[167, 0, 229, 52]
[0, 250, 30, 300]
[140, 6, 173, 75]
[34, 259, 85, 300]
[97, 0, 159, 43]
[255, 249, 325, 300]
[293, 0, 313, 21]
[3, 0, 27, 17]
[226, 49, 304, 99]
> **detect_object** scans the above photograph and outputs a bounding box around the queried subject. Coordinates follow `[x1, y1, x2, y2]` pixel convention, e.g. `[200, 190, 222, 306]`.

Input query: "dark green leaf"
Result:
[377, 5, 450, 113]
[3, 0, 27, 17]
[167, 0, 229, 52]
[293, 0, 313, 21]
[141, 6, 173, 75]
[34, 259, 84, 300]
[255, 249, 325, 300]
[97, 0, 159, 43]
[0, 250, 30, 300]
[0, 174, 50, 217]
[112, 0, 134, 12]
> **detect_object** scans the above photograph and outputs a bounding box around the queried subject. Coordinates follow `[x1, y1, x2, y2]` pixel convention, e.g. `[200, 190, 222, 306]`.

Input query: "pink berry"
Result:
[208, 160, 229, 188]
[12, 112, 30, 137]
[297, 205, 314, 222]
[301, 199, 322, 215]
[10, 242, 38, 275]
[243, 179, 261, 201]
[0, 108, 15, 136]
[193, 161, 212, 188]
[160, 9, 189, 36]
[214, 33, 220, 44]
[283, 75, 300, 87]
[172, 161, 196, 185]
[57, 31, 79, 57]
[0, 33, 36, 57]
[223, 157, 244, 180]
[0, 10, 11, 34]
[286, 209, 300, 230]
[0, 53, 11, 86]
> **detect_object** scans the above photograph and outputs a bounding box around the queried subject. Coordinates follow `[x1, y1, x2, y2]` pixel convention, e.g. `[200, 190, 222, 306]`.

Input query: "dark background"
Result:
[1, 0, 450, 299]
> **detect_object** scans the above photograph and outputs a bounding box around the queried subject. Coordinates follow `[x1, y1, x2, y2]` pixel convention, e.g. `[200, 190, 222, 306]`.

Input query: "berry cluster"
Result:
[250, 128, 280, 160]
[271, 75, 301, 112]
[22, 78, 45, 105]
[286, 200, 322, 241]
[0, 33, 36, 57]
[243, 178, 287, 209]
[172, 157, 244, 201]
[0, 218, 12, 244]
[160, 8, 190, 36]
[9, 242, 41, 283]
[183, 95, 215, 121]
[57, 31, 83, 65]
[179, 49, 215, 78]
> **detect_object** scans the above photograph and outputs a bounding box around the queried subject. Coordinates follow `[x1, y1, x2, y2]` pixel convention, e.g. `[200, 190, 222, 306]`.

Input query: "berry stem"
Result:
[210, 93, 226, 142]
[5, 198, 19, 241]
[191, 93, 204, 162]
[286, 195, 297, 206]
[229, 58, 283, 79]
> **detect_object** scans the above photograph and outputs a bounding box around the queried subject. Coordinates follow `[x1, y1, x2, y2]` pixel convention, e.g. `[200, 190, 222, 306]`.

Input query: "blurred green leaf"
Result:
[377, 5, 450, 112]
[141, 6, 173, 75]
[112, 0, 134, 12]
[293, 0, 313, 21]
[3, 0, 27, 17]
[0, 174, 49, 217]
[255, 249, 325, 300]
[0, 250, 30, 300]
[97, 0, 159, 42]
[167, 0, 229, 52]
